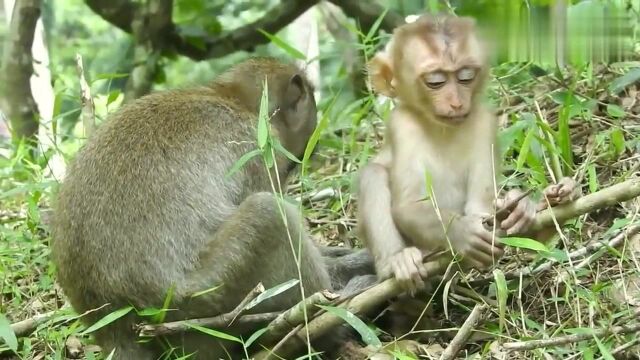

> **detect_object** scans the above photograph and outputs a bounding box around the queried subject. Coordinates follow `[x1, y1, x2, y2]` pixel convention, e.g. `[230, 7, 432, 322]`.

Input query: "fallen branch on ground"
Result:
[503, 321, 640, 351]
[136, 288, 338, 339]
[252, 176, 640, 358]
[439, 304, 486, 360]
[531, 176, 640, 232]
[10, 311, 56, 337]
[137, 283, 266, 337]
[252, 260, 449, 359]
[471, 223, 640, 285]
[137, 312, 282, 337]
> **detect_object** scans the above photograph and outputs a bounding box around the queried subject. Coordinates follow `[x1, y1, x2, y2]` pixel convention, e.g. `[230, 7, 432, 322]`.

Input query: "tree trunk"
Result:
[0, 0, 41, 142]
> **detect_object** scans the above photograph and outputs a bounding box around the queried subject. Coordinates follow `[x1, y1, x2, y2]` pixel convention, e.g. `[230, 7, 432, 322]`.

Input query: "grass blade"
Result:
[244, 279, 300, 310]
[317, 305, 381, 347]
[80, 306, 134, 335]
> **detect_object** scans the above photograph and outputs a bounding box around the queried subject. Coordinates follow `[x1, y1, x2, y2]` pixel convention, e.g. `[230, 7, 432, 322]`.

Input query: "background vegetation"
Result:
[0, 0, 639, 359]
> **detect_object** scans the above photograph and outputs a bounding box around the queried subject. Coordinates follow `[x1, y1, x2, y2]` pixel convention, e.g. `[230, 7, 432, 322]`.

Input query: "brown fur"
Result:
[51, 57, 375, 360]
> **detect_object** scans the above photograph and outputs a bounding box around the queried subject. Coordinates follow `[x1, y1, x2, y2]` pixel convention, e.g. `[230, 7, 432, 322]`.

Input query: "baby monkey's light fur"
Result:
[359, 15, 579, 293]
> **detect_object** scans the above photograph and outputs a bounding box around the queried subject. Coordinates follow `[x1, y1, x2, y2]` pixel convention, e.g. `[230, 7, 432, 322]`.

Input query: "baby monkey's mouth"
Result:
[438, 114, 468, 125]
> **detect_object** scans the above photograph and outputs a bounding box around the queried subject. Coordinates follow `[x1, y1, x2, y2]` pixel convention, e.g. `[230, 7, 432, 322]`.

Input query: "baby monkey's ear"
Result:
[367, 50, 397, 98]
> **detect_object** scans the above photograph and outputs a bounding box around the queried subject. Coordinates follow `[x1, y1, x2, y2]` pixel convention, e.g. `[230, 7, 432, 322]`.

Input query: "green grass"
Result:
[2, 17, 640, 360]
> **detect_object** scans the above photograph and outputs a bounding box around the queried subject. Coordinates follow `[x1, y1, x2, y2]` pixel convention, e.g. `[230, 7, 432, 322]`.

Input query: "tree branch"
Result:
[85, 0, 319, 61]
[84, 0, 404, 61]
[327, 0, 405, 34]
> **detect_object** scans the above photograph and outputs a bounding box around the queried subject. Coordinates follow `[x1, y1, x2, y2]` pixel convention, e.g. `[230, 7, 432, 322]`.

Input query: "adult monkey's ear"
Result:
[286, 74, 306, 108]
[284, 73, 310, 131]
[367, 50, 397, 98]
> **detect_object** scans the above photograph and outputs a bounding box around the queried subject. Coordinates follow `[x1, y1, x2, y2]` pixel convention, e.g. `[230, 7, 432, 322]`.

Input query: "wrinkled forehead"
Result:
[394, 20, 484, 73]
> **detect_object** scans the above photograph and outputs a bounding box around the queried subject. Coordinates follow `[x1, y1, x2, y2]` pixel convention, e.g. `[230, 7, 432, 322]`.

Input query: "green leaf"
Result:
[606, 104, 626, 118]
[493, 269, 508, 332]
[257, 78, 270, 149]
[186, 323, 243, 343]
[104, 349, 116, 360]
[364, 8, 388, 44]
[317, 305, 382, 347]
[80, 306, 134, 335]
[609, 67, 640, 94]
[263, 143, 275, 169]
[154, 284, 175, 323]
[273, 139, 301, 164]
[258, 30, 306, 60]
[244, 279, 300, 310]
[245, 327, 268, 348]
[93, 73, 129, 82]
[136, 308, 172, 317]
[587, 164, 598, 193]
[302, 97, 334, 166]
[593, 335, 615, 360]
[610, 128, 626, 155]
[107, 90, 120, 106]
[0, 314, 17, 352]
[191, 284, 223, 298]
[516, 127, 535, 171]
[500, 237, 549, 253]
[226, 149, 262, 178]
[389, 351, 417, 360]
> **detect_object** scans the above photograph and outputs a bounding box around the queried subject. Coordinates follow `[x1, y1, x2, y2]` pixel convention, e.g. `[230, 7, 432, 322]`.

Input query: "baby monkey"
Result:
[358, 15, 580, 293]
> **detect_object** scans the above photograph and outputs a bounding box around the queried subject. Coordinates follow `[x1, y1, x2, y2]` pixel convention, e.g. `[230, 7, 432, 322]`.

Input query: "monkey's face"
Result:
[418, 66, 479, 125]
[368, 15, 488, 128]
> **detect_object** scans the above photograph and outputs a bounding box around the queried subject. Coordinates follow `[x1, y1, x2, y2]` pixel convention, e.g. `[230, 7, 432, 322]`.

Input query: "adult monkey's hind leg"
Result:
[168, 192, 335, 359]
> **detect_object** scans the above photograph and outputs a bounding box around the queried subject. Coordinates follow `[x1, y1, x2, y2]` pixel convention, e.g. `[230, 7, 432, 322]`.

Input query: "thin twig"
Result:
[503, 322, 640, 351]
[137, 312, 281, 337]
[137, 283, 265, 337]
[471, 223, 640, 285]
[439, 304, 486, 360]
[75, 53, 96, 137]
[11, 311, 55, 337]
[251, 290, 339, 349]
[229, 282, 265, 325]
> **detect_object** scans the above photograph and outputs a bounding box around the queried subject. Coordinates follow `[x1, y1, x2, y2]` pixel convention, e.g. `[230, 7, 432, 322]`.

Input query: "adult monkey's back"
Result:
[51, 57, 375, 359]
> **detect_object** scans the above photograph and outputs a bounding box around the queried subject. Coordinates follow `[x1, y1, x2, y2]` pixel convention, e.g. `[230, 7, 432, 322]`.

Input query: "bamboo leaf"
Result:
[317, 305, 382, 347]
[244, 279, 299, 310]
[80, 306, 134, 335]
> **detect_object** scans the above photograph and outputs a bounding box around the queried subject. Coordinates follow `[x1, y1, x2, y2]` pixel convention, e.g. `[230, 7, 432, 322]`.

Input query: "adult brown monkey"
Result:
[51, 57, 376, 360]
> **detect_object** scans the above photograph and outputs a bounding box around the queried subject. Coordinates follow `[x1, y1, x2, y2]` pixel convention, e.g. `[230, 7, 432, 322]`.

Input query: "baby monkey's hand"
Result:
[538, 177, 581, 210]
[381, 247, 428, 295]
[494, 189, 537, 236]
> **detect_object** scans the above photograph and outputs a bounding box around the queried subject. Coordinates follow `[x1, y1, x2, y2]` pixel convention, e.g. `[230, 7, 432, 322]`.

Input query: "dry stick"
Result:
[75, 53, 96, 137]
[10, 310, 55, 337]
[137, 312, 281, 337]
[503, 322, 640, 351]
[138, 283, 265, 337]
[471, 177, 640, 285]
[252, 260, 448, 360]
[228, 283, 266, 325]
[471, 223, 640, 286]
[530, 176, 640, 233]
[255, 290, 339, 345]
[253, 176, 640, 359]
[11, 303, 109, 338]
[439, 304, 487, 360]
[138, 289, 337, 339]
